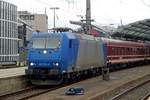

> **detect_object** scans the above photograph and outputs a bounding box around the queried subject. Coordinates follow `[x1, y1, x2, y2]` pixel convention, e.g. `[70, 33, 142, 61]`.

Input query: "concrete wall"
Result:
[0, 76, 30, 95]
[33, 14, 48, 32]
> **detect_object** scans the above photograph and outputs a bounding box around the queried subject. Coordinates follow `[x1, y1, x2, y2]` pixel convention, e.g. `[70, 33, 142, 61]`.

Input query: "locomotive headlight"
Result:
[43, 50, 47, 54]
[55, 63, 59, 66]
[62, 70, 66, 73]
[53, 62, 59, 66]
[30, 62, 34, 66]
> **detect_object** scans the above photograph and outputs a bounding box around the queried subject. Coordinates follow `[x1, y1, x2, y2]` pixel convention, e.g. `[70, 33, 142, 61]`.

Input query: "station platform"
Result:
[0, 67, 27, 78]
[28, 65, 150, 100]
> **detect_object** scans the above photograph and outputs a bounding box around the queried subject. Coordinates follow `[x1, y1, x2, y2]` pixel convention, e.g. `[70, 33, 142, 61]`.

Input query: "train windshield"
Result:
[32, 37, 60, 49]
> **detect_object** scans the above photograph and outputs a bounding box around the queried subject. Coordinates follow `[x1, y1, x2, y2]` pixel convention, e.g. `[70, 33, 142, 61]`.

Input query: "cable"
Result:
[34, 0, 52, 7]
[140, 0, 150, 8]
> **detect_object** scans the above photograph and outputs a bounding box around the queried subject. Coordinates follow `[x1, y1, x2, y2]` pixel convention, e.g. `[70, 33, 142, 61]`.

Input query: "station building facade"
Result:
[0, 0, 18, 64]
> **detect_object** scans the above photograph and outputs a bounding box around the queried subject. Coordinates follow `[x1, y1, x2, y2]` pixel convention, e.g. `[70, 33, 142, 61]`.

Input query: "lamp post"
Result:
[50, 7, 59, 31]
[86, 0, 91, 34]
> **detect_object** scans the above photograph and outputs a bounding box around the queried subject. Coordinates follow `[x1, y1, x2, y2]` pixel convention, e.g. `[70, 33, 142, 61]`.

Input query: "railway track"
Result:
[0, 77, 90, 100]
[0, 64, 150, 100]
[0, 85, 67, 100]
[141, 92, 150, 100]
[110, 79, 150, 100]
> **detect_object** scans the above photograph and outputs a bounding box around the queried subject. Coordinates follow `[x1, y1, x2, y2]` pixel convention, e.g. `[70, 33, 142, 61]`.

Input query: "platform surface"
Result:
[0, 67, 27, 78]
[28, 65, 150, 100]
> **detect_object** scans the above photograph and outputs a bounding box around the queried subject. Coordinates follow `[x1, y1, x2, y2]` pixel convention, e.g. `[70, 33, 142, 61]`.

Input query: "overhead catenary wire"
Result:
[34, 0, 80, 17]
[33, 0, 121, 28]
[140, 0, 150, 8]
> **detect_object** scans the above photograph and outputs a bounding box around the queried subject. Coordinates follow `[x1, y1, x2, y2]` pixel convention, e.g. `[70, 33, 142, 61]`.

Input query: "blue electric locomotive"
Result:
[26, 31, 106, 85]
[26, 32, 79, 85]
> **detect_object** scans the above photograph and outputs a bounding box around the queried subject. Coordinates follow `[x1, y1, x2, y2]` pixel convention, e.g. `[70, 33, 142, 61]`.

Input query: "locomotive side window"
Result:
[69, 39, 72, 48]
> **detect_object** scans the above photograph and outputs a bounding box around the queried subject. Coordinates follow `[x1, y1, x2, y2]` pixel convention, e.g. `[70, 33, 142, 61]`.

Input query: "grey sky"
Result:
[5, 0, 150, 28]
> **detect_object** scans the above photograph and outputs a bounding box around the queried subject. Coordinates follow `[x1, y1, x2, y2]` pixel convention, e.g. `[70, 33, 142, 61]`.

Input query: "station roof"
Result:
[112, 19, 150, 41]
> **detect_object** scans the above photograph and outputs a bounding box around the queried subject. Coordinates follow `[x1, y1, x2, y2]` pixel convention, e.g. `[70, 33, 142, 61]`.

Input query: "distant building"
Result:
[18, 11, 48, 33]
[0, 0, 18, 64]
[18, 18, 33, 41]
[17, 18, 33, 64]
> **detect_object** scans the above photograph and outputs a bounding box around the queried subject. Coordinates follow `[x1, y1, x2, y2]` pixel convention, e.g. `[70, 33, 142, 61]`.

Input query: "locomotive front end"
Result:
[26, 32, 63, 85]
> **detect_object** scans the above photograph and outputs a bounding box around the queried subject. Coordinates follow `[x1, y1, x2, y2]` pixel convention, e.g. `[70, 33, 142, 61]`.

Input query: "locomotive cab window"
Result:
[32, 36, 60, 49]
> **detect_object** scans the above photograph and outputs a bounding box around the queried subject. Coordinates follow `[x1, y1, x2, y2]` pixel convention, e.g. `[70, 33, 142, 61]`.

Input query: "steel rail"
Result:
[110, 79, 150, 100]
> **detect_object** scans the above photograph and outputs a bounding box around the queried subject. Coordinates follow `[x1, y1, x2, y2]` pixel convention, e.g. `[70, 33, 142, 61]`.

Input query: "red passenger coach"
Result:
[145, 43, 150, 60]
[103, 38, 150, 65]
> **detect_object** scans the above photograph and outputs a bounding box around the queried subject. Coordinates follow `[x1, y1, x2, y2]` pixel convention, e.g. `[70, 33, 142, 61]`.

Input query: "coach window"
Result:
[147, 48, 149, 54]
[144, 48, 146, 54]
[139, 48, 142, 55]
[127, 48, 129, 55]
[147, 49, 149, 54]
[136, 48, 138, 54]
[69, 39, 72, 48]
[132, 48, 134, 54]
[129, 48, 131, 54]
[121, 48, 124, 55]
[115, 48, 118, 55]
[120, 48, 122, 55]
[117, 48, 119, 55]
[130, 48, 132, 55]
[123, 48, 125, 55]
[118, 48, 121, 55]
[140, 48, 142, 55]
[121, 48, 123, 55]
[112, 47, 115, 55]
[118, 48, 120, 55]
[142, 48, 144, 55]
[145, 48, 148, 55]
[115, 48, 117, 55]
[137, 48, 140, 55]
[133, 48, 136, 54]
